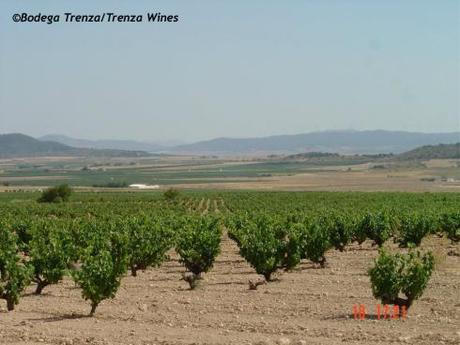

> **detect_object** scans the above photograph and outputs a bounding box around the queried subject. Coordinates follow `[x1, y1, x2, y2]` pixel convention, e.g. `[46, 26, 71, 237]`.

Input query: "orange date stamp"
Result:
[353, 304, 407, 320]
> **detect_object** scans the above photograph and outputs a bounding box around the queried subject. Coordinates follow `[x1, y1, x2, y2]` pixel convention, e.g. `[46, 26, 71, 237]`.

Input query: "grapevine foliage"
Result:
[359, 211, 395, 247]
[397, 213, 436, 247]
[368, 248, 435, 310]
[235, 214, 286, 281]
[0, 224, 32, 311]
[0, 191, 454, 315]
[322, 211, 353, 252]
[71, 221, 129, 316]
[125, 215, 174, 276]
[175, 215, 221, 289]
[298, 218, 331, 267]
[28, 220, 73, 294]
[438, 211, 460, 243]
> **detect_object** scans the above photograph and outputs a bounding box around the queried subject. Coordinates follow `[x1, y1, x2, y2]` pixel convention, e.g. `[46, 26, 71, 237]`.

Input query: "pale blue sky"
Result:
[0, 0, 458, 142]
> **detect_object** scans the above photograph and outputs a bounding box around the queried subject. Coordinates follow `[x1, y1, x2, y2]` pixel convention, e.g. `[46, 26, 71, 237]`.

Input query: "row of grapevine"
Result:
[0, 213, 221, 315]
[226, 209, 458, 311]
[228, 209, 459, 266]
[0, 190, 458, 317]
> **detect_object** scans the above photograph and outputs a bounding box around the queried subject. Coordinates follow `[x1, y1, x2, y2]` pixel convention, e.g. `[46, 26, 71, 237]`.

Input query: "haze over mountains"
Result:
[0, 134, 150, 158]
[1, 130, 459, 158]
[41, 130, 460, 155]
[39, 134, 168, 153]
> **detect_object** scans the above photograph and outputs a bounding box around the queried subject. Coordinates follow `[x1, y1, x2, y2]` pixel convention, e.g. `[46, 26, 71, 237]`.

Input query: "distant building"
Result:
[129, 184, 160, 189]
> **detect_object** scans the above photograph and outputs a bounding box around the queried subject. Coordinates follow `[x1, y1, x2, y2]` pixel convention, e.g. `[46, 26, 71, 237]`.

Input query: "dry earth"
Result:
[173, 171, 460, 192]
[0, 235, 459, 345]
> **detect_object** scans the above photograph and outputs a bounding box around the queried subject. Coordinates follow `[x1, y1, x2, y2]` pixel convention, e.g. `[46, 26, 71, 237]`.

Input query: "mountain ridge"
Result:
[10, 130, 460, 156]
[39, 134, 168, 152]
[0, 133, 151, 158]
[169, 130, 460, 154]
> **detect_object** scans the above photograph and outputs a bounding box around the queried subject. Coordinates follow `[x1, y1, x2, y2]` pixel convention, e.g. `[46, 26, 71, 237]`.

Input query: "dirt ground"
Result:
[0, 235, 458, 345]
[173, 171, 460, 192]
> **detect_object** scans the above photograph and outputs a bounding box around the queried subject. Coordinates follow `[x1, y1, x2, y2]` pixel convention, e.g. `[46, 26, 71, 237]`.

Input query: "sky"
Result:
[0, 0, 459, 143]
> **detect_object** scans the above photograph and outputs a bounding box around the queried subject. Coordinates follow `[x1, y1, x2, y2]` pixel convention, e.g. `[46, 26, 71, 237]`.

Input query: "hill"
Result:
[279, 143, 459, 164]
[0, 134, 150, 158]
[170, 130, 460, 155]
[0, 133, 76, 157]
[397, 143, 460, 160]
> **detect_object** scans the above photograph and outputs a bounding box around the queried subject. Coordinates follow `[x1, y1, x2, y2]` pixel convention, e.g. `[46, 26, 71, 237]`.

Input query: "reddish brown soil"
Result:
[0, 236, 459, 345]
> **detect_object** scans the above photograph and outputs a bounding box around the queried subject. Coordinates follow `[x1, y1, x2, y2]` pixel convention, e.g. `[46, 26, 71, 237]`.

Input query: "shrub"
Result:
[281, 225, 303, 271]
[0, 258, 32, 311]
[66, 218, 92, 263]
[92, 181, 128, 188]
[125, 215, 174, 276]
[0, 225, 32, 311]
[368, 248, 434, 310]
[230, 213, 303, 275]
[438, 211, 460, 243]
[359, 211, 395, 247]
[10, 218, 34, 253]
[28, 220, 72, 294]
[350, 213, 368, 245]
[235, 214, 286, 281]
[397, 213, 436, 247]
[297, 218, 331, 267]
[175, 216, 221, 289]
[38, 184, 72, 203]
[323, 211, 353, 252]
[71, 222, 129, 316]
[163, 188, 180, 202]
[226, 213, 252, 247]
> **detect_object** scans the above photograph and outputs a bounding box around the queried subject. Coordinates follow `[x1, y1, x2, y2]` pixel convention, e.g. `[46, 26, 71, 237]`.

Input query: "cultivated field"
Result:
[0, 235, 458, 345]
[0, 191, 459, 345]
[0, 155, 459, 192]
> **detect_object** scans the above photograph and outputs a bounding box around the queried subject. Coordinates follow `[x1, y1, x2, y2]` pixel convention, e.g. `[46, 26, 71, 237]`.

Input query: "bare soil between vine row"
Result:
[0, 236, 459, 345]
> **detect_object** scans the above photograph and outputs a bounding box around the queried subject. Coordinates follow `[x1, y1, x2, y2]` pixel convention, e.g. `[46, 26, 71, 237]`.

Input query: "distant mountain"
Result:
[0, 133, 75, 157]
[39, 134, 167, 152]
[0, 133, 150, 158]
[397, 143, 460, 160]
[24, 130, 460, 156]
[170, 130, 460, 155]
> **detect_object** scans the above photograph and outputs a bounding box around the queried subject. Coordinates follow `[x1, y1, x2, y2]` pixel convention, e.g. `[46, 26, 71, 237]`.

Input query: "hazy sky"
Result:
[1, 1, 459, 142]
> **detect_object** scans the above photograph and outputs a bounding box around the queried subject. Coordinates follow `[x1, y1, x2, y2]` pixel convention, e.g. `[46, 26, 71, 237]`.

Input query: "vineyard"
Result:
[0, 190, 459, 345]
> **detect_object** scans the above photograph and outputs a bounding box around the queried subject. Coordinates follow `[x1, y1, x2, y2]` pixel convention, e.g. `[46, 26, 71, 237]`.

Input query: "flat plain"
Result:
[0, 155, 459, 192]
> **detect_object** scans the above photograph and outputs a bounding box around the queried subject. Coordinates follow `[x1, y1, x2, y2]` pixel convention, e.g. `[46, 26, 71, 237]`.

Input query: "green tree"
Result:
[38, 184, 72, 203]
[163, 188, 180, 203]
